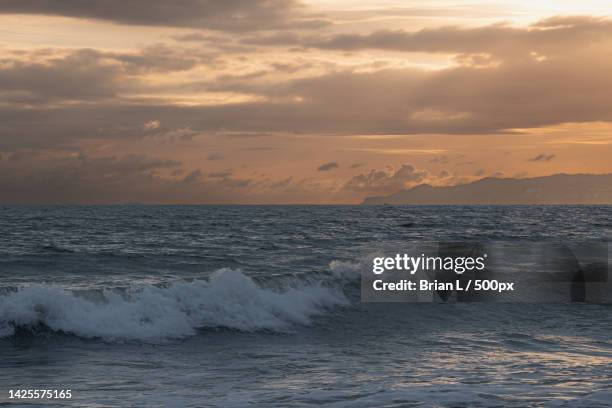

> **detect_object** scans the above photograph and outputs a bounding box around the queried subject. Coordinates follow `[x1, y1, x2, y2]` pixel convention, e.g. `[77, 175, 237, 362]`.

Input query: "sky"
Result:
[0, 0, 611, 204]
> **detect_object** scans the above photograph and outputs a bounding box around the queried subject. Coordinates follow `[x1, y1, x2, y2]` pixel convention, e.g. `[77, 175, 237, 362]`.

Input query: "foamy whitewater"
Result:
[0, 205, 610, 407]
[0, 267, 351, 340]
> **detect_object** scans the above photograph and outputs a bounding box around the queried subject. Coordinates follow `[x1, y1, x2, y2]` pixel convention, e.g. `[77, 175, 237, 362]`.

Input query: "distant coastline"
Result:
[362, 173, 612, 205]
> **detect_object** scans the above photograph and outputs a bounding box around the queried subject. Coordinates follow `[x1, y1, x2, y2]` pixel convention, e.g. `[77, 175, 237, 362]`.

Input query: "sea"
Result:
[0, 205, 610, 407]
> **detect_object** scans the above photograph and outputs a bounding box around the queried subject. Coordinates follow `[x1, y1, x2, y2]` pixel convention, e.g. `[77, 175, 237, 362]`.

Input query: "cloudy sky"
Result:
[1, 0, 611, 204]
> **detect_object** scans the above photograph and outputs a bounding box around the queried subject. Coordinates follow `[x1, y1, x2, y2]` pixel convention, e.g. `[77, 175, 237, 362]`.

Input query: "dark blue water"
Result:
[0, 206, 610, 407]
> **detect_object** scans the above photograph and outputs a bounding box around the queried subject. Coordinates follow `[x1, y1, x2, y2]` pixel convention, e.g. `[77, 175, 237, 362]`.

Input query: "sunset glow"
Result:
[1, 1, 611, 203]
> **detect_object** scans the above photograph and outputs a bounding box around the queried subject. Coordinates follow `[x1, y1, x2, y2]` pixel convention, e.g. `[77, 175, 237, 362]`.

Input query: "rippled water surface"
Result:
[0, 205, 610, 407]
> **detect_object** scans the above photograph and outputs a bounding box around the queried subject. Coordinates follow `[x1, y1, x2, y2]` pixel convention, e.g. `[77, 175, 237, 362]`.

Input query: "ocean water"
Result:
[0, 205, 610, 407]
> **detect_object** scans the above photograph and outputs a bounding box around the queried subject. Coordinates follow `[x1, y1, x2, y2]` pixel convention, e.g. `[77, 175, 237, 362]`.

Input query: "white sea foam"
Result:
[0, 268, 349, 341]
[328, 259, 362, 281]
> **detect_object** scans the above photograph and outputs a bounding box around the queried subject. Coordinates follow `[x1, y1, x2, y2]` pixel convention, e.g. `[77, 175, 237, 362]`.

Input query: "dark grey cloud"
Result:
[317, 161, 338, 171]
[344, 164, 428, 195]
[172, 33, 229, 43]
[207, 153, 224, 161]
[183, 169, 203, 183]
[528, 153, 555, 162]
[429, 155, 449, 164]
[205, 47, 612, 134]
[209, 170, 233, 178]
[0, 153, 180, 203]
[0, 50, 122, 104]
[243, 16, 612, 57]
[0, 152, 263, 204]
[3, 50, 612, 153]
[4, 44, 612, 151]
[3, 16, 612, 156]
[215, 177, 251, 189]
[269, 177, 293, 190]
[242, 32, 305, 47]
[108, 44, 218, 74]
[0, 0, 328, 31]
[0, 46, 216, 107]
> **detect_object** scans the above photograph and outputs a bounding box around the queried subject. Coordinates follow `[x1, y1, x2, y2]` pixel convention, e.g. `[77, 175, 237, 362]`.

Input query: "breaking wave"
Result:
[0, 266, 358, 342]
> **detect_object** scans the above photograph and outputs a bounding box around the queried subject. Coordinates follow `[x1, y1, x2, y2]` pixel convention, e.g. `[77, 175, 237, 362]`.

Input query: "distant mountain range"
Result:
[362, 174, 612, 205]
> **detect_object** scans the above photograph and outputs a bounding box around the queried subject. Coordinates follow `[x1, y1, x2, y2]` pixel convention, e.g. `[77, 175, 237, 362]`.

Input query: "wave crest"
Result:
[0, 268, 349, 341]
